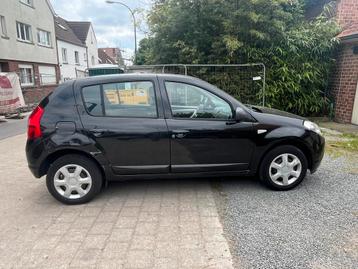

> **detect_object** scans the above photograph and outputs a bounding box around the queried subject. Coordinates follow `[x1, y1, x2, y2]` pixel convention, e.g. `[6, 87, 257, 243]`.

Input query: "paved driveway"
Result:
[0, 134, 233, 269]
[214, 156, 358, 269]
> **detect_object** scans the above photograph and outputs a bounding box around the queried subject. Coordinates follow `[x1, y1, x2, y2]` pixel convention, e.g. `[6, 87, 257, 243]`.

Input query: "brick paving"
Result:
[0, 134, 234, 269]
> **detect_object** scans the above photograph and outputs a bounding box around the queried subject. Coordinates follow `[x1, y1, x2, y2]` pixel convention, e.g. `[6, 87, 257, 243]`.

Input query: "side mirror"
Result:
[235, 107, 252, 122]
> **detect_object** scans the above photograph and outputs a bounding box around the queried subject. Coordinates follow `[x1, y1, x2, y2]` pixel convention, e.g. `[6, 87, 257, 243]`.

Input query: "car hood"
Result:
[246, 105, 306, 121]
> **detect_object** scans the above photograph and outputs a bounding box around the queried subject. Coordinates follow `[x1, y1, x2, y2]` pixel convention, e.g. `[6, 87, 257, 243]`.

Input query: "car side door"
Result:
[76, 77, 170, 175]
[158, 77, 256, 173]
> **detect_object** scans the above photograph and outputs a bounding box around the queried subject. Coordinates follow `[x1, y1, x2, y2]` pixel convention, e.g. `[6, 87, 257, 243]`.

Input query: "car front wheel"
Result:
[46, 154, 103, 204]
[259, 145, 308, 190]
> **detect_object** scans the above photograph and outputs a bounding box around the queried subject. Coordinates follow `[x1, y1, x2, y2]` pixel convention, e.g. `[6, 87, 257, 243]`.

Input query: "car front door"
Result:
[77, 78, 170, 175]
[159, 79, 255, 173]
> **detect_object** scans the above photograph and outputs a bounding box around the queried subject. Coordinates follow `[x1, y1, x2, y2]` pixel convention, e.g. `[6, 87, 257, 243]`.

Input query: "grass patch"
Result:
[332, 139, 358, 151]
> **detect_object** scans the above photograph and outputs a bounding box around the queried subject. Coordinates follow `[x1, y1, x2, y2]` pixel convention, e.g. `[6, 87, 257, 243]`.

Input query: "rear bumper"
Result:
[26, 138, 46, 178]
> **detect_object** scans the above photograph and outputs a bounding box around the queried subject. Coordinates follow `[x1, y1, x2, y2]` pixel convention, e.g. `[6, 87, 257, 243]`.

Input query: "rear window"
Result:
[82, 81, 157, 118]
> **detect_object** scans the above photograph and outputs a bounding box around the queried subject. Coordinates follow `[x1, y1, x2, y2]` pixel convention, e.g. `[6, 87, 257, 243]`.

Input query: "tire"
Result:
[46, 154, 103, 205]
[259, 145, 308, 190]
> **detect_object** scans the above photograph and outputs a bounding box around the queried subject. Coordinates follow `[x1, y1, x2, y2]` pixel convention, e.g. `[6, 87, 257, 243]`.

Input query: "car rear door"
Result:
[75, 76, 170, 175]
[158, 77, 255, 173]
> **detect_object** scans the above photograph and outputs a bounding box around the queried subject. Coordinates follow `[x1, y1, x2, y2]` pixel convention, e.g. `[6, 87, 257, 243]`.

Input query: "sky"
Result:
[49, 0, 151, 61]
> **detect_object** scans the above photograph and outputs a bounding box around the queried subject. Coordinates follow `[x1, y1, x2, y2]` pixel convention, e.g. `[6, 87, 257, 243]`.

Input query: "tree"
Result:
[137, 0, 339, 116]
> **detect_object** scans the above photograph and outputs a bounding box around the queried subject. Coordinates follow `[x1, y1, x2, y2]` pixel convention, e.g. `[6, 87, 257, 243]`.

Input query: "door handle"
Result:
[172, 130, 189, 139]
[90, 129, 108, 137]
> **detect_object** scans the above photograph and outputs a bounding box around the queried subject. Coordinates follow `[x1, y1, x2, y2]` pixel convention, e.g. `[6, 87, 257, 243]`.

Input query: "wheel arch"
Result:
[39, 148, 106, 181]
[258, 138, 313, 172]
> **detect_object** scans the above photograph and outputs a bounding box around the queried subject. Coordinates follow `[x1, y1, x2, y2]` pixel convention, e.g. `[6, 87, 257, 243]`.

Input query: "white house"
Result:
[0, 0, 59, 103]
[55, 16, 87, 81]
[66, 21, 99, 68]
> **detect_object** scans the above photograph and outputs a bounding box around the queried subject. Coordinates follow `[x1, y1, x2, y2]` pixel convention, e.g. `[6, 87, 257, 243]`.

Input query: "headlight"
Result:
[303, 121, 322, 135]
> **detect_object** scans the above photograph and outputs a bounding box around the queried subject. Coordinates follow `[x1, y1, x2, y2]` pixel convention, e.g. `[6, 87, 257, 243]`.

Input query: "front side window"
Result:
[16, 22, 32, 42]
[0, 16, 7, 37]
[37, 29, 51, 47]
[61, 48, 68, 63]
[19, 64, 34, 86]
[82, 81, 157, 118]
[165, 82, 233, 120]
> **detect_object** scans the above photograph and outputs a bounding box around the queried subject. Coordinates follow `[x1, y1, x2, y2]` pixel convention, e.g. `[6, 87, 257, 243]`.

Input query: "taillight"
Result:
[27, 106, 44, 140]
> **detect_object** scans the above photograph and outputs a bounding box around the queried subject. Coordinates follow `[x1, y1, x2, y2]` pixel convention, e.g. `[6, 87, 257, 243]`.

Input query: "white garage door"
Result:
[38, 65, 56, 85]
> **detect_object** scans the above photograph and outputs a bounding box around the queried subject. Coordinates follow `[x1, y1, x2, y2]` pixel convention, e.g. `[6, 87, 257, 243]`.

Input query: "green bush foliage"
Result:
[136, 0, 339, 116]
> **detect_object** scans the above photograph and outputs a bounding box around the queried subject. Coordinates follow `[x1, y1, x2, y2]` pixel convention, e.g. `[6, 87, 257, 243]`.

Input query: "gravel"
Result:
[213, 155, 358, 269]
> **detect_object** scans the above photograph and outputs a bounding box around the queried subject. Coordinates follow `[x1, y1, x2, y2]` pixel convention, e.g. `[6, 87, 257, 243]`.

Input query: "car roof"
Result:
[74, 73, 187, 83]
[73, 73, 211, 89]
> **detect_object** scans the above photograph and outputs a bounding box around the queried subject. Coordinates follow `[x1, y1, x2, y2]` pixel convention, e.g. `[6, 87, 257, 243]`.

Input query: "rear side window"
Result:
[82, 85, 103, 116]
[82, 81, 157, 118]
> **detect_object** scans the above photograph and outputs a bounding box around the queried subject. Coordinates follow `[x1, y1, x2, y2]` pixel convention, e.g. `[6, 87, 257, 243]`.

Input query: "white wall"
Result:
[86, 25, 99, 67]
[57, 40, 87, 81]
[0, 0, 58, 64]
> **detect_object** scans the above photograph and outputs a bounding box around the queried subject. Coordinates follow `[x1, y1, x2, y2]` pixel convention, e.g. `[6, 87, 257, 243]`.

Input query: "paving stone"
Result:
[63, 229, 88, 242]
[70, 249, 101, 267]
[135, 222, 157, 235]
[33, 235, 61, 250]
[115, 216, 138, 228]
[126, 250, 154, 268]
[130, 235, 155, 250]
[119, 206, 141, 217]
[110, 228, 134, 242]
[89, 221, 114, 235]
[154, 257, 179, 269]
[0, 134, 234, 269]
[96, 211, 119, 222]
[81, 234, 108, 249]
[72, 216, 96, 229]
[79, 206, 102, 217]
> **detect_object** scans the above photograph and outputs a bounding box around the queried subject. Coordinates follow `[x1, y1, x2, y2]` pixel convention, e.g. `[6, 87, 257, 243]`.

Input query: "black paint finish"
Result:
[26, 74, 325, 181]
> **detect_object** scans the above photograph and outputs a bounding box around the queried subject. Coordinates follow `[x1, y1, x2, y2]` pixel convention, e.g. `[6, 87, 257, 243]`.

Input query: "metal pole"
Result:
[106, 1, 137, 63]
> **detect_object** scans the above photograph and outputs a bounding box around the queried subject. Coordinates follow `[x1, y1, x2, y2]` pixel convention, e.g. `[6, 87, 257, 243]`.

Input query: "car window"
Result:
[165, 82, 233, 120]
[102, 81, 157, 118]
[82, 85, 103, 116]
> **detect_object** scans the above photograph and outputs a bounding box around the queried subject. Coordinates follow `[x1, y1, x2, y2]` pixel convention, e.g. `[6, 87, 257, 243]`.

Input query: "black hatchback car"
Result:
[26, 74, 324, 204]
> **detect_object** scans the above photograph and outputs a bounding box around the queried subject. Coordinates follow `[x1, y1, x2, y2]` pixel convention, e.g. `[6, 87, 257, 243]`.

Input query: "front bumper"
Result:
[309, 133, 325, 173]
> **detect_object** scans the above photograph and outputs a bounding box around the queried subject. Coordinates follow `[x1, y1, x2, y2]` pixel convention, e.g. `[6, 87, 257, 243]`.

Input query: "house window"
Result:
[20, 0, 33, 7]
[0, 16, 7, 37]
[91, 56, 95, 65]
[75, 51, 80, 64]
[37, 29, 51, 47]
[62, 48, 68, 64]
[16, 22, 32, 42]
[19, 64, 34, 87]
[39, 65, 56, 85]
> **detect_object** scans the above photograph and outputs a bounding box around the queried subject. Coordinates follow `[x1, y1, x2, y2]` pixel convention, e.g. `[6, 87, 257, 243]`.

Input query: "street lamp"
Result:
[105, 0, 137, 63]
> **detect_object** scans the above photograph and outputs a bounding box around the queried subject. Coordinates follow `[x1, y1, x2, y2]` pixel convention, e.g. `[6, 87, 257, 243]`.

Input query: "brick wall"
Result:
[331, 42, 358, 123]
[330, 0, 358, 123]
[1, 59, 60, 104]
[337, 0, 358, 29]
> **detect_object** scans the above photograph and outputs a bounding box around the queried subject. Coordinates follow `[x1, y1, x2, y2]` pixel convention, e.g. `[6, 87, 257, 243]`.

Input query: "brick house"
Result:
[98, 48, 125, 66]
[331, 0, 358, 124]
[0, 0, 60, 104]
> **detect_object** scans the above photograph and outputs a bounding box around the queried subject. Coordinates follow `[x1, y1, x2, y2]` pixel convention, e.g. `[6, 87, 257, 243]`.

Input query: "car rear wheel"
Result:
[259, 145, 308, 190]
[46, 154, 103, 204]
